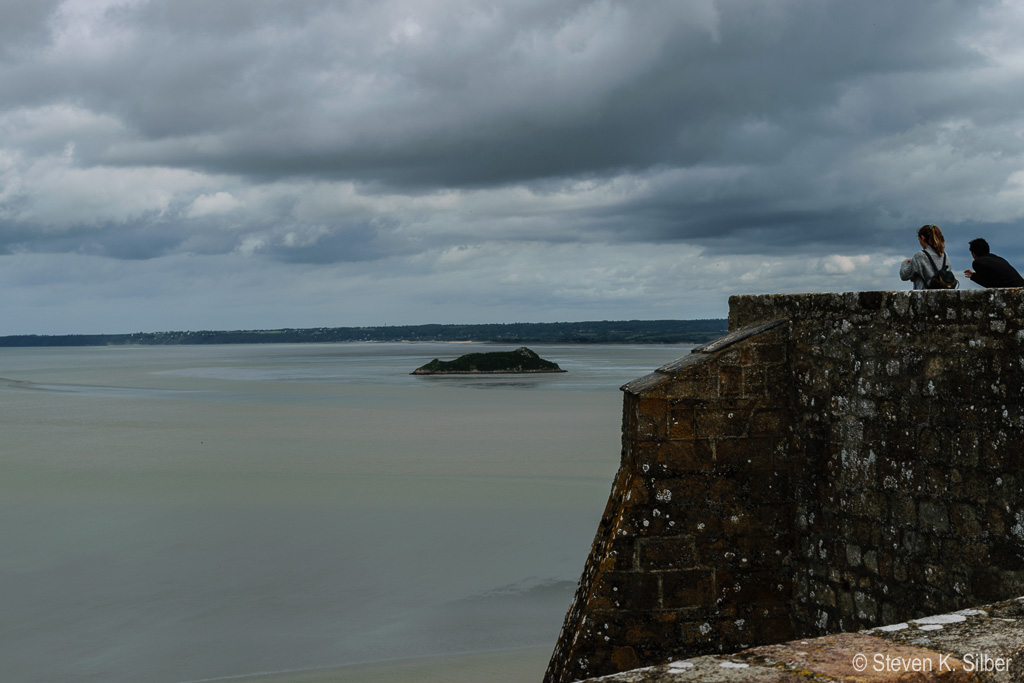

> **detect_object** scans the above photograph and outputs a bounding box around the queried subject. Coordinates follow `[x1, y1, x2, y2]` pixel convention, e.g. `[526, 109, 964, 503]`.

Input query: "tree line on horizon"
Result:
[0, 319, 729, 347]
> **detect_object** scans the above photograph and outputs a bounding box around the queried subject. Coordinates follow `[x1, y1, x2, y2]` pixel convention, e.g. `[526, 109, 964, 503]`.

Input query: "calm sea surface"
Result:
[0, 342, 693, 683]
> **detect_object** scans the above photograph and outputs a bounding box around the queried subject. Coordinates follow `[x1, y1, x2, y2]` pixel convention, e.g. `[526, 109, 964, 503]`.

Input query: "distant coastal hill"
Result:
[0, 319, 727, 347]
[412, 347, 566, 375]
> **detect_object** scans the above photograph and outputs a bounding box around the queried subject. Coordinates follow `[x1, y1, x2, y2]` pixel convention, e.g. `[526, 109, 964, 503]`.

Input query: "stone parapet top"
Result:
[686, 320, 788, 357]
[582, 595, 1024, 681]
[620, 319, 787, 395]
[728, 287, 1024, 330]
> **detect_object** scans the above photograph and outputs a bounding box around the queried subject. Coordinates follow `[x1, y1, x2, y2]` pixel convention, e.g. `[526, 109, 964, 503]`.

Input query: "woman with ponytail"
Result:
[900, 224, 951, 289]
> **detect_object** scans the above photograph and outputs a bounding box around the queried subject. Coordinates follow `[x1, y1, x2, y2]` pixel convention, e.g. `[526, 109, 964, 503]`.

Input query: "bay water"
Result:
[0, 342, 692, 682]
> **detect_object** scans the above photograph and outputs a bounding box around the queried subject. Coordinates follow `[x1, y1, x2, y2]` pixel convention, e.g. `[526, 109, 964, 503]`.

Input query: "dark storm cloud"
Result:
[263, 227, 388, 265]
[5, 0, 1024, 335]
[78, 0, 991, 191]
[4, 0, 997, 258]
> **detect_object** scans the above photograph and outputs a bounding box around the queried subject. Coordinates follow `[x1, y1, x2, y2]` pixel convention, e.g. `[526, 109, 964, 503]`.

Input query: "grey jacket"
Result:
[900, 246, 949, 290]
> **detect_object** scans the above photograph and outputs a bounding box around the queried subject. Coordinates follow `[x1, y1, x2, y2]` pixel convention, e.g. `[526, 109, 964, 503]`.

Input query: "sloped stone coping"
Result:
[620, 319, 788, 394]
[583, 596, 1024, 681]
[686, 320, 788, 357]
[640, 319, 787, 379]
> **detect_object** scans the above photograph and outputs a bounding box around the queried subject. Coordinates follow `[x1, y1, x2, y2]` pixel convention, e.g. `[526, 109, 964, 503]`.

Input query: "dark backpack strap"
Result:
[922, 249, 944, 272]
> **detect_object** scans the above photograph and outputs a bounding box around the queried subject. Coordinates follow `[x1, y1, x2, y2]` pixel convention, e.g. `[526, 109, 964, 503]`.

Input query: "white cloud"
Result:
[47, 0, 146, 62]
[820, 255, 869, 275]
[10, 154, 204, 227]
[187, 191, 243, 218]
[0, 104, 125, 155]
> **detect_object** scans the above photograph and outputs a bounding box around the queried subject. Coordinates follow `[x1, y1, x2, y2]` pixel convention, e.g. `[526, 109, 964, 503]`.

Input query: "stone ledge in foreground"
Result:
[584, 596, 1024, 681]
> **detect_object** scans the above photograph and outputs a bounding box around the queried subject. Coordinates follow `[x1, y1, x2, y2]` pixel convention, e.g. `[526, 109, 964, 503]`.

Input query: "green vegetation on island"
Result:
[412, 347, 565, 375]
[0, 319, 727, 348]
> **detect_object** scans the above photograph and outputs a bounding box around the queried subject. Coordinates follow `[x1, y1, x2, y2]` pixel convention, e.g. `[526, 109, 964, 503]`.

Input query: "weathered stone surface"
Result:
[546, 289, 1024, 683]
[582, 596, 1024, 682]
[583, 655, 808, 682]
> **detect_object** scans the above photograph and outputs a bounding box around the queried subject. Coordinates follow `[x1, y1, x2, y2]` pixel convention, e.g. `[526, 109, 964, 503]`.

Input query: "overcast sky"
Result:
[3, 0, 1024, 335]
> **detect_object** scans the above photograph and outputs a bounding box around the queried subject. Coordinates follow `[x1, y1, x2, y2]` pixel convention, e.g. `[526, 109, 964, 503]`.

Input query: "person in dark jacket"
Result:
[963, 238, 1024, 288]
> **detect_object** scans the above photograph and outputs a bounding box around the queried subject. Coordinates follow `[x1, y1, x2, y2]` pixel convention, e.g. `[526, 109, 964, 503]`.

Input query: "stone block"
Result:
[635, 397, 667, 441]
[863, 550, 878, 574]
[661, 570, 715, 609]
[720, 365, 744, 397]
[714, 437, 778, 469]
[623, 612, 681, 647]
[610, 646, 639, 674]
[634, 440, 714, 474]
[707, 468, 792, 505]
[639, 537, 698, 571]
[621, 504, 684, 538]
[859, 490, 887, 519]
[678, 619, 723, 648]
[986, 505, 1007, 536]
[623, 477, 651, 507]
[924, 563, 949, 591]
[695, 400, 757, 439]
[851, 518, 874, 546]
[590, 571, 662, 612]
[652, 475, 710, 504]
[672, 511, 722, 538]
[715, 570, 789, 606]
[918, 500, 951, 533]
[749, 410, 784, 437]
[741, 367, 767, 397]
[661, 371, 720, 400]
[853, 590, 878, 622]
[845, 543, 862, 568]
[981, 437, 1008, 471]
[694, 532, 793, 571]
[598, 548, 634, 573]
[812, 581, 837, 607]
[717, 347, 743, 366]
[753, 342, 787, 366]
[837, 589, 854, 617]
[876, 552, 894, 580]
[952, 504, 983, 537]
[666, 403, 696, 441]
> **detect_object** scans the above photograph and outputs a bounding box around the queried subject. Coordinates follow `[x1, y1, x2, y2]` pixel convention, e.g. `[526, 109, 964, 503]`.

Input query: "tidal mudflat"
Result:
[0, 342, 691, 682]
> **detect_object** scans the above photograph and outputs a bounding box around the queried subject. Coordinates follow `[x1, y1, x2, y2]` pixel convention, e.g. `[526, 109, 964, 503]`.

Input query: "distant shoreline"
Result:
[412, 369, 568, 374]
[0, 319, 728, 348]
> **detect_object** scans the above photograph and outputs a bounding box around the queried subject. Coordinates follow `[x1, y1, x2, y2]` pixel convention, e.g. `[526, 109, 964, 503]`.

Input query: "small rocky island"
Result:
[412, 346, 566, 374]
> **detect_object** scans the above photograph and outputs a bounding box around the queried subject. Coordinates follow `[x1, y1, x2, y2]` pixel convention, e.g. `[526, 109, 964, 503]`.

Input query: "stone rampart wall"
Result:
[732, 290, 1024, 635]
[545, 288, 1024, 683]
